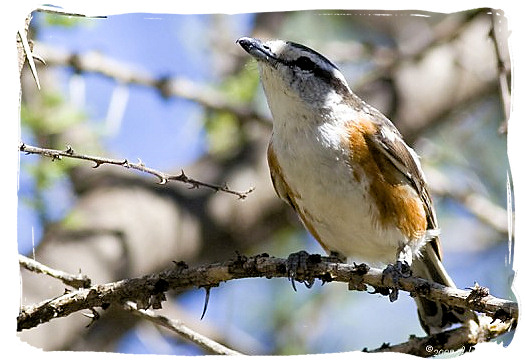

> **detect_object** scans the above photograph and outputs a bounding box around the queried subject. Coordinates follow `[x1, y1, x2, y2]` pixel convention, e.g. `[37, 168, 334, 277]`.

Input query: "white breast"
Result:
[271, 114, 407, 265]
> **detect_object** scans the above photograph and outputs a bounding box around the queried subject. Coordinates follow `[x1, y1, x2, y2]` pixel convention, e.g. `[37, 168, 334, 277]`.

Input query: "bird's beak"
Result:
[237, 37, 276, 63]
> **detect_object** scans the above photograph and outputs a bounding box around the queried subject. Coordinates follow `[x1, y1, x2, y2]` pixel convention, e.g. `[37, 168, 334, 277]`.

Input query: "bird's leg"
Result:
[382, 245, 413, 302]
[394, 244, 413, 277]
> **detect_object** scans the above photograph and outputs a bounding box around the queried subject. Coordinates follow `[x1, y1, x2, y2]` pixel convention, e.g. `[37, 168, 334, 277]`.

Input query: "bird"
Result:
[237, 36, 477, 334]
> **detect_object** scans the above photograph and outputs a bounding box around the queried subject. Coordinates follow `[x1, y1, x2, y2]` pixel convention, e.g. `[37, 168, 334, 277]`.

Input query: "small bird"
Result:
[237, 36, 477, 334]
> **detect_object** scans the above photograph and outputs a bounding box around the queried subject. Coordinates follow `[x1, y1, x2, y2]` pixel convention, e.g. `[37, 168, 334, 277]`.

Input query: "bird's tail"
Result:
[411, 244, 478, 334]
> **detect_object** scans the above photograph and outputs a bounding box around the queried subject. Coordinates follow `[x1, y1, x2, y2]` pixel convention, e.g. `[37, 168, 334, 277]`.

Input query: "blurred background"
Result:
[17, 6, 514, 355]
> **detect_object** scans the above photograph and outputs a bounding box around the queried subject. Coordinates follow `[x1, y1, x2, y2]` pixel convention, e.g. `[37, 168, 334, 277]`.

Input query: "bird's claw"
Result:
[382, 260, 412, 302]
[286, 250, 316, 291]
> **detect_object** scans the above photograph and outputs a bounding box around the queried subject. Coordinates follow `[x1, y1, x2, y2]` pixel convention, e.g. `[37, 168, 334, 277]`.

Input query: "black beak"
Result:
[236, 37, 276, 63]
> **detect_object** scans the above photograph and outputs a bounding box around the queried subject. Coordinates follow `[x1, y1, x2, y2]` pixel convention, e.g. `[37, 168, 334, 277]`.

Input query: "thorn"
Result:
[171, 260, 189, 269]
[32, 53, 46, 65]
[290, 276, 298, 292]
[239, 187, 255, 199]
[18, 28, 41, 90]
[200, 286, 212, 320]
[82, 308, 100, 328]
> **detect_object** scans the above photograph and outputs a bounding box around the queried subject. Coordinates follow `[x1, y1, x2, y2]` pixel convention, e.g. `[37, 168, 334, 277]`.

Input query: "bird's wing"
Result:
[366, 119, 442, 259]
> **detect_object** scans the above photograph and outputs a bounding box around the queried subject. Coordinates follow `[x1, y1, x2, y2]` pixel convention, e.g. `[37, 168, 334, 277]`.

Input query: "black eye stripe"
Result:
[294, 56, 316, 71]
[284, 56, 335, 85]
[286, 41, 341, 71]
[276, 41, 353, 101]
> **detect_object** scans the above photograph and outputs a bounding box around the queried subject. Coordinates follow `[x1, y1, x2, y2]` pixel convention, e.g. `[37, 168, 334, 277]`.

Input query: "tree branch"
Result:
[18, 255, 245, 355]
[19, 254, 91, 289]
[18, 253, 517, 337]
[18, 143, 254, 199]
[366, 315, 514, 357]
[123, 302, 244, 355]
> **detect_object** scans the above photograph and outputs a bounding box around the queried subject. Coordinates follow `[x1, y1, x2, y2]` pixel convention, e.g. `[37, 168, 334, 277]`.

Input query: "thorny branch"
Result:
[366, 315, 513, 357]
[18, 253, 517, 356]
[18, 143, 254, 199]
[18, 257, 242, 355]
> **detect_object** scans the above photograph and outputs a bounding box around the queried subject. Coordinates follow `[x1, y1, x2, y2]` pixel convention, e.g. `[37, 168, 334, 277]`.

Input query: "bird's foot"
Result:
[286, 250, 317, 291]
[382, 260, 412, 302]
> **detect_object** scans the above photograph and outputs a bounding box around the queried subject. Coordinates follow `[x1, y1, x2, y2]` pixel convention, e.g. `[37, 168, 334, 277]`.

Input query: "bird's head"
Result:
[237, 37, 354, 115]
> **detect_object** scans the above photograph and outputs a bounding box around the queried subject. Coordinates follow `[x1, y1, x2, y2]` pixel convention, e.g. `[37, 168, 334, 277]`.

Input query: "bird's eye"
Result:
[294, 56, 316, 72]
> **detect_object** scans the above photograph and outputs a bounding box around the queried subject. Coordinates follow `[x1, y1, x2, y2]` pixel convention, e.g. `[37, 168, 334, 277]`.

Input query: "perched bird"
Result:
[237, 36, 477, 334]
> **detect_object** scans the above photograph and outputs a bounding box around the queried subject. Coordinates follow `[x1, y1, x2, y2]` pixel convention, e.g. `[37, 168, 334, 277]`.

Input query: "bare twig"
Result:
[20, 253, 249, 354]
[19, 254, 92, 289]
[18, 143, 254, 199]
[124, 302, 244, 355]
[18, 254, 517, 333]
